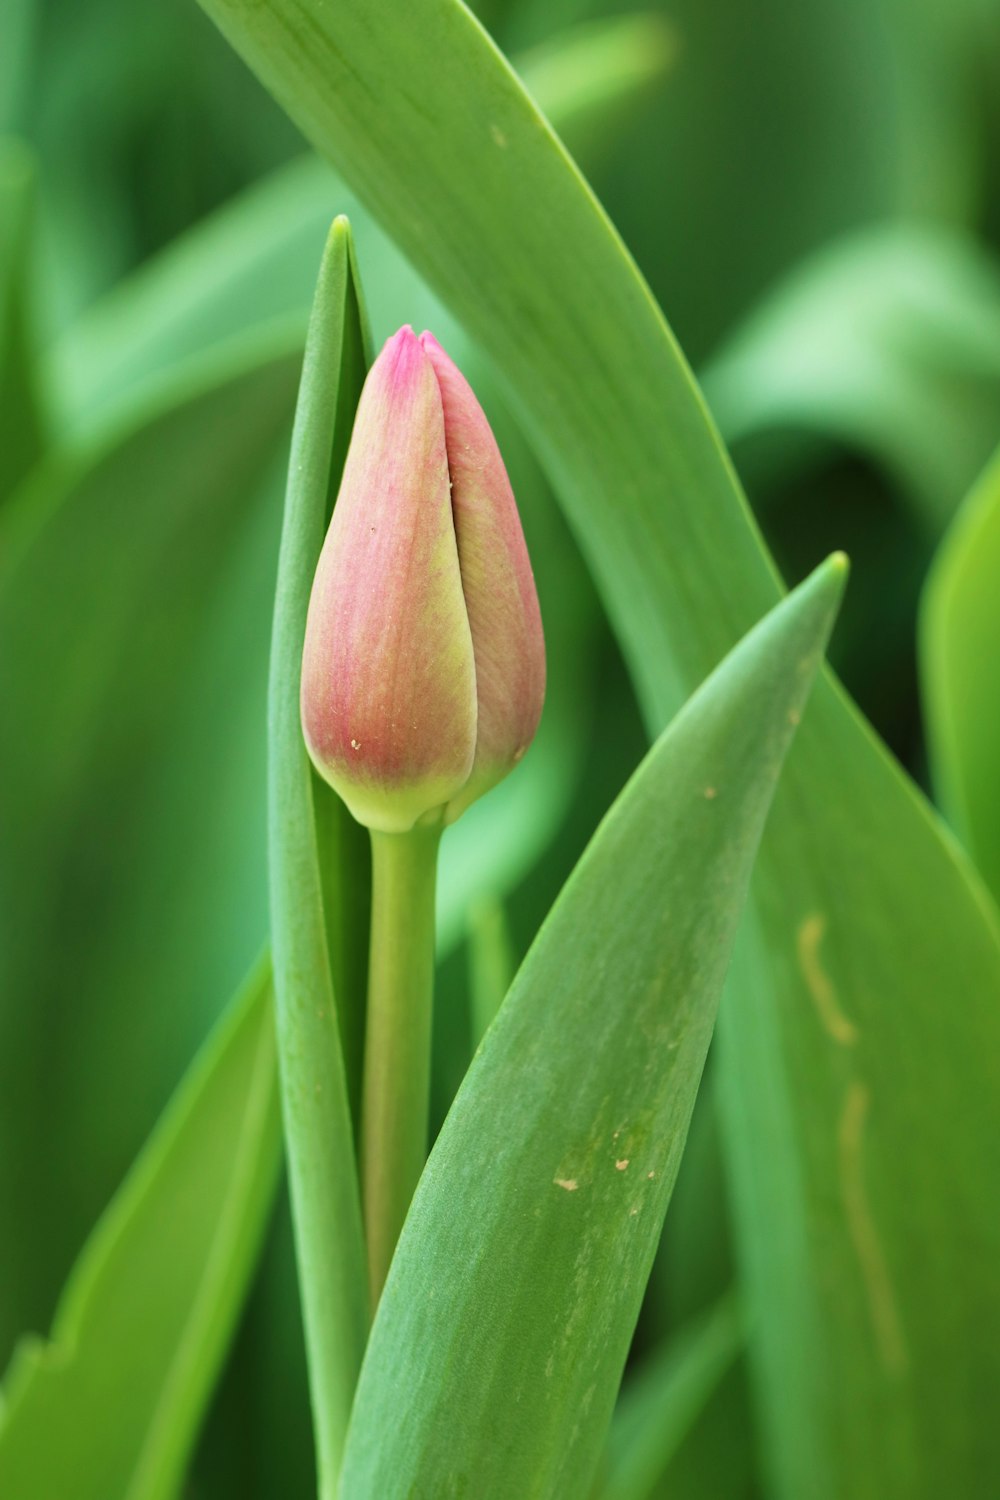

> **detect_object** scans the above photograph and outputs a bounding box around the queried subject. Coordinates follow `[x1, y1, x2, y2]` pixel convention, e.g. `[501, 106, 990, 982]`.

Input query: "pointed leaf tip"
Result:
[338, 571, 843, 1500]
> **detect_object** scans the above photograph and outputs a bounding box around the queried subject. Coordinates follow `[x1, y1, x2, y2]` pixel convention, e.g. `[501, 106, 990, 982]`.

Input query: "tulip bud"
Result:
[301, 326, 545, 834]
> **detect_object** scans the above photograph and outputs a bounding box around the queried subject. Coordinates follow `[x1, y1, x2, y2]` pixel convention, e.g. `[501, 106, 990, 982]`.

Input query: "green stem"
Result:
[362, 825, 441, 1306]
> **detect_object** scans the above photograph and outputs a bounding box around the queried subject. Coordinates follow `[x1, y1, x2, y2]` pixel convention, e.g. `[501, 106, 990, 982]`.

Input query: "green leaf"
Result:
[0, 333, 301, 1357]
[339, 559, 844, 1500]
[191, 5, 1000, 1494]
[49, 16, 670, 439]
[190, 6, 1000, 1494]
[266, 217, 370, 1498]
[0, 957, 281, 1500]
[921, 441, 1000, 902]
[702, 224, 1000, 534]
[599, 1296, 744, 1500]
[0, 139, 47, 503]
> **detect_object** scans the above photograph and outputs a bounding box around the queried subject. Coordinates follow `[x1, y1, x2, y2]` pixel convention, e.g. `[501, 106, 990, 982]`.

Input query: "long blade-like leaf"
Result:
[190, 6, 1000, 1493]
[0, 958, 281, 1500]
[266, 217, 370, 1497]
[340, 559, 844, 1499]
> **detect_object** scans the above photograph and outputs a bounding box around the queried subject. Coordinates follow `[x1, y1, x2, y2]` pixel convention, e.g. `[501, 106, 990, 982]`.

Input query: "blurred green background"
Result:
[3, 0, 1000, 1494]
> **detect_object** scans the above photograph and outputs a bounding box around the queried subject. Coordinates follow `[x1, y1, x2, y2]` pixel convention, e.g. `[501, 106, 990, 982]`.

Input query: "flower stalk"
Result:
[361, 826, 441, 1305]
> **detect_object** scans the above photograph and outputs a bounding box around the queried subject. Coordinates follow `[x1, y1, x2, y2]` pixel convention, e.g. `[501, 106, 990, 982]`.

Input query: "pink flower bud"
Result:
[300, 326, 545, 834]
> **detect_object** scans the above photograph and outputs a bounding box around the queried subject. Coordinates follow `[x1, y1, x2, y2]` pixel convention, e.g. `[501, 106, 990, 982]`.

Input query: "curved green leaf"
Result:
[921, 442, 1000, 901]
[702, 224, 1000, 532]
[0, 958, 281, 1500]
[340, 559, 844, 1499]
[189, 5, 1000, 1495]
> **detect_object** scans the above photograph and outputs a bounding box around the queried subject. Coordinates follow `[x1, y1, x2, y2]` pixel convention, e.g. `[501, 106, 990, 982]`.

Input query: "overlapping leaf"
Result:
[189, 5, 1000, 1494]
[340, 560, 843, 1498]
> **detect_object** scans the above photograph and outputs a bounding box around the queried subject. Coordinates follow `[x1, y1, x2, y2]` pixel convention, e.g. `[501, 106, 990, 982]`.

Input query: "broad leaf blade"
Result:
[0, 959, 281, 1500]
[921, 442, 1000, 901]
[266, 217, 370, 1495]
[191, 6, 1000, 1493]
[340, 559, 844, 1499]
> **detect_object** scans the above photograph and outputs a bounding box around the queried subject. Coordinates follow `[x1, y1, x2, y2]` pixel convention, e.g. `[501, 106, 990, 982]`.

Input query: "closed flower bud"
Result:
[300, 326, 545, 834]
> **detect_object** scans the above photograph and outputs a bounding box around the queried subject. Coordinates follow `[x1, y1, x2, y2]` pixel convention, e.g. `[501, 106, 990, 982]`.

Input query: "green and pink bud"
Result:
[300, 326, 545, 834]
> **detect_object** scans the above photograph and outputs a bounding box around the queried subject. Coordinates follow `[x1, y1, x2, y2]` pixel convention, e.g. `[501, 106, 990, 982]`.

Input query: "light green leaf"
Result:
[339, 560, 844, 1500]
[188, 5, 1000, 1494]
[266, 217, 370, 1498]
[599, 1296, 744, 1500]
[702, 224, 1000, 533]
[921, 441, 1000, 901]
[0, 957, 281, 1500]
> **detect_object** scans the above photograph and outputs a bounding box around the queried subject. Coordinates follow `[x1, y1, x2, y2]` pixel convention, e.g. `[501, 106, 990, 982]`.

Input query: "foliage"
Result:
[2, 1, 998, 1497]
